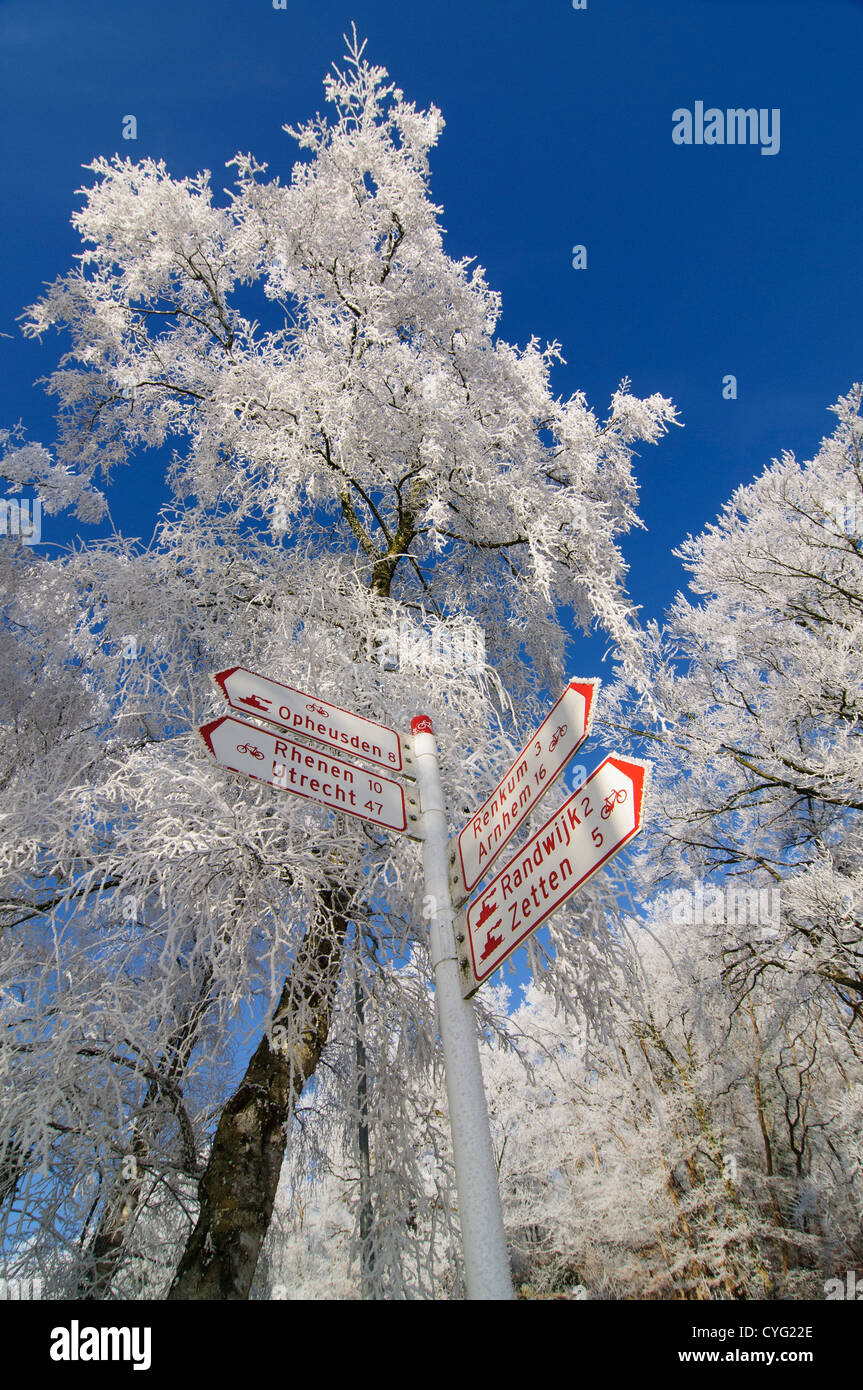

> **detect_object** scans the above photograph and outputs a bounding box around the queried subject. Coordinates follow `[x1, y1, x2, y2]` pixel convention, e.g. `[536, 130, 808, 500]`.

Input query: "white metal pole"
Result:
[410, 715, 515, 1301]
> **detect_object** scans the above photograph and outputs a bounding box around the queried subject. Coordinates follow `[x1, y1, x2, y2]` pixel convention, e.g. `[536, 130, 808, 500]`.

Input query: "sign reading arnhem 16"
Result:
[452, 679, 598, 903]
[459, 754, 649, 996]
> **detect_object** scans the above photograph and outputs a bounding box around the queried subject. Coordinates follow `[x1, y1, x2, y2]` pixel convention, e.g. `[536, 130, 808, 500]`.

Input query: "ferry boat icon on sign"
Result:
[239, 694, 272, 713]
[476, 897, 503, 960]
[480, 926, 503, 961]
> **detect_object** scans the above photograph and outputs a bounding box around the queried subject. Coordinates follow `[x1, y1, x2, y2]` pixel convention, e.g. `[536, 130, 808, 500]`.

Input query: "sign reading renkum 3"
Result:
[452, 680, 597, 900]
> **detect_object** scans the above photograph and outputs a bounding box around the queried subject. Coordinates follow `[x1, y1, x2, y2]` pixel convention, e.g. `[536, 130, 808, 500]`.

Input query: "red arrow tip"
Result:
[568, 679, 599, 732]
[212, 668, 240, 699]
[198, 716, 227, 755]
[606, 755, 648, 821]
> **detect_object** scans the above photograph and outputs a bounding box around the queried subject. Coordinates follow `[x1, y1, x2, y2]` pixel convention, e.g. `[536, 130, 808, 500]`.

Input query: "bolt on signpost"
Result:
[410, 714, 515, 1301]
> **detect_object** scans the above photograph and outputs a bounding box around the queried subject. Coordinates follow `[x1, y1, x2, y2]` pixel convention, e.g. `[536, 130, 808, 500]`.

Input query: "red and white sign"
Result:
[199, 714, 408, 833]
[460, 755, 648, 994]
[212, 667, 405, 774]
[452, 679, 598, 901]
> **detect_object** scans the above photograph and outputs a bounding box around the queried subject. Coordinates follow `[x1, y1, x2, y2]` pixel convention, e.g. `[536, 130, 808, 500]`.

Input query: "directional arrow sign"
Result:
[460, 754, 649, 995]
[212, 667, 406, 774]
[199, 714, 412, 834]
[452, 679, 598, 902]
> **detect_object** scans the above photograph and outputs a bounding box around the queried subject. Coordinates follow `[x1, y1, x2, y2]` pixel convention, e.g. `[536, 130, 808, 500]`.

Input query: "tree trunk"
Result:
[355, 973, 375, 1299]
[167, 886, 350, 1299]
[78, 969, 213, 1300]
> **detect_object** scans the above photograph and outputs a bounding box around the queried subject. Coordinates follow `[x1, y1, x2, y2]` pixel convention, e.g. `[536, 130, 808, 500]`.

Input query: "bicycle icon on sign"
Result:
[306, 703, 328, 717]
[548, 724, 567, 752]
[236, 743, 265, 760]
[601, 788, 627, 818]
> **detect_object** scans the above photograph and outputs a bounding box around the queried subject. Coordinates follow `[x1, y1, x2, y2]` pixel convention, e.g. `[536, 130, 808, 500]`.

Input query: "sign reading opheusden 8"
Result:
[213, 666, 405, 773]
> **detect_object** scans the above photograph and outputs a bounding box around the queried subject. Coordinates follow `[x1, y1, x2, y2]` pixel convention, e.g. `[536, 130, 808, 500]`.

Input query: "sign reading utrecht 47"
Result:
[452, 679, 598, 902]
[199, 714, 409, 834]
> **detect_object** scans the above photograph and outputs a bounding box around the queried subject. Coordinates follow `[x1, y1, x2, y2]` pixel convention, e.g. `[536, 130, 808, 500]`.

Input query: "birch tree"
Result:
[1, 31, 676, 1298]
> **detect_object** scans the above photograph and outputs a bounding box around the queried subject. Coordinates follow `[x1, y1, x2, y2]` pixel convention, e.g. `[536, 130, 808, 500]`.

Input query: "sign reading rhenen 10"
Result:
[199, 714, 410, 834]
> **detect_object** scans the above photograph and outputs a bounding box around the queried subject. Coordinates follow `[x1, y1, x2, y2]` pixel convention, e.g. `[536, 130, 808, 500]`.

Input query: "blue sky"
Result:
[2, 0, 860, 651]
[2, 2, 861, 1283]
[0, 0, 860, 1096]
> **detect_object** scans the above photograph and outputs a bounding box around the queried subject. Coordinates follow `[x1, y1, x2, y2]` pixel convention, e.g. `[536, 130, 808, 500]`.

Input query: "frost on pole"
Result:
[460, 755, 649, 994]
[200, 713, 410, 834]
[452, 679, 598, 902]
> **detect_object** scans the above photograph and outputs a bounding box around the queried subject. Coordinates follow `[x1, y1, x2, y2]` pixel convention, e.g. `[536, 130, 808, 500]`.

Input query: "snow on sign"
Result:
[199, 714, 410, 834]
[452, 679, 598, 902]
[213, 666, 405, 774]
[460, 755, 649, 995]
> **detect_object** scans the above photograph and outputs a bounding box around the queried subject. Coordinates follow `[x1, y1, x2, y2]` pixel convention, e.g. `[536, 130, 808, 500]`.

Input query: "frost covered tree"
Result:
[257, 910, 863, 1301]
[607, 385, 863, 1022]
[483, 912, 863, 1300]
[1, 32, 676, 1298]
[253, 952, 468, 1301]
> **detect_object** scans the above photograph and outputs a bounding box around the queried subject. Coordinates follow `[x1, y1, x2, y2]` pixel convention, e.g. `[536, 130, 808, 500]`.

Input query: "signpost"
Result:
[196, 663, 648, 1301]
[199, 714, 413, 835]
[410, 714, 515, 1300]
[459, 755, 648, 995]
[452, 679, 598, 902]
[213, 666, 407, 774]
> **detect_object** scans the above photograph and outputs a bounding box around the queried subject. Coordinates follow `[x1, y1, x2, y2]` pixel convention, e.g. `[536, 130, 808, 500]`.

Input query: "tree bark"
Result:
[78, 969, 213, 1300]
[168, 528, 406, 1301]
[167, 886, 350, 1299]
